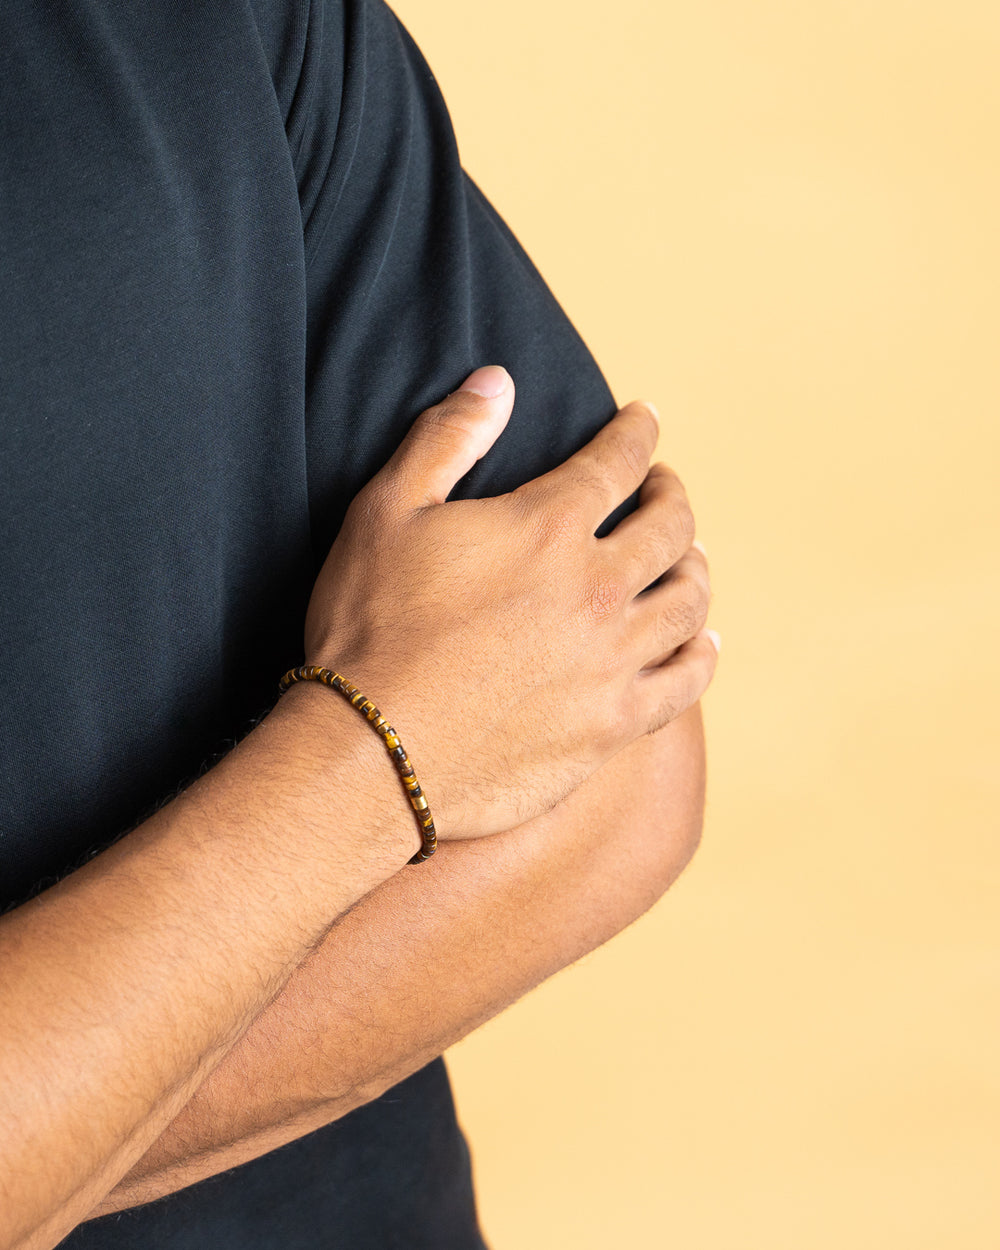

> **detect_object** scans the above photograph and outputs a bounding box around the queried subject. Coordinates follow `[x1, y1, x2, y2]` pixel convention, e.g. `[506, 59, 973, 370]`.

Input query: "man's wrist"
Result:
[267, 678, 424, 876]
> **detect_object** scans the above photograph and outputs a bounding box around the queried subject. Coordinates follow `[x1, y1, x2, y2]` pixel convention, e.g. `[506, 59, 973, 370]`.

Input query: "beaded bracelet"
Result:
[277, 664, 437, 864]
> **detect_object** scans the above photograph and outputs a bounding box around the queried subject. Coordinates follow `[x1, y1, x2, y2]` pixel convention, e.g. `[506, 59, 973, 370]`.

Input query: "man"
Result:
[0, 0, 717, 1245]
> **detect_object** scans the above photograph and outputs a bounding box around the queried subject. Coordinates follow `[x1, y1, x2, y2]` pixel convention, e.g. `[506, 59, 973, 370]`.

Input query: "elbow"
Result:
[661, 800, 705, 892]
[616, 699, 708, 915]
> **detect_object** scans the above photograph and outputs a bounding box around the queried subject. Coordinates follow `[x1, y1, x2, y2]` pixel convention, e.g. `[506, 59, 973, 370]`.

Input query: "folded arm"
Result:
[1, 380, 715, 1250]
[90, 698, 706, 1217]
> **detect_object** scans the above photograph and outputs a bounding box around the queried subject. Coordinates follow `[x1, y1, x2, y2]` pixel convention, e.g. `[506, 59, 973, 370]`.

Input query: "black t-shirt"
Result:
[0, 0, 618, 1244]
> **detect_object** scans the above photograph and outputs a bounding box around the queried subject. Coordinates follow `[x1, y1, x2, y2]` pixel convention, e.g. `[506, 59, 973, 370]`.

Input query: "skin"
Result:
[91, 699, 706, 1214]
[0, 367, 717, 1250]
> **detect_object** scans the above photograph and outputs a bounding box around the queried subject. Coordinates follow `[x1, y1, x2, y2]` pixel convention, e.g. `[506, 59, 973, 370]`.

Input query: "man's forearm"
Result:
[0, 686, 418, 1250]
[91, 702, 706, 1216]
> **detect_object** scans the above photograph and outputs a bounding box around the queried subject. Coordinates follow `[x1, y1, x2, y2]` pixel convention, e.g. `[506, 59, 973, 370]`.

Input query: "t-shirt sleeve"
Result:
[279, 0, 627, 553]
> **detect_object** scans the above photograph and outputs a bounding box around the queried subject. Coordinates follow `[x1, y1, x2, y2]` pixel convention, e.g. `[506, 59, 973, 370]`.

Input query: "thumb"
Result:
[385, 366, 515, 508]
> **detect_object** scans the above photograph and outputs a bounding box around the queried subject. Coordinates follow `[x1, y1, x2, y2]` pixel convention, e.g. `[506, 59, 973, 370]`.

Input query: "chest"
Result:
[0, 1, 311, 903]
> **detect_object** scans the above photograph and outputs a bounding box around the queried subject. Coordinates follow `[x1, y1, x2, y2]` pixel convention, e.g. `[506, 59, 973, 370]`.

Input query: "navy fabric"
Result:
[1, 0, 618, 1243]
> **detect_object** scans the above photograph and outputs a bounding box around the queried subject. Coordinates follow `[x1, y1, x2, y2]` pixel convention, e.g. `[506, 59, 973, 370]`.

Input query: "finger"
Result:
[600, 461, 696, 595]
[629, 543, 711, 665]
[380, 366, 515, 509]
[635, 628, 720, 735]
[522, 400, 660, 529]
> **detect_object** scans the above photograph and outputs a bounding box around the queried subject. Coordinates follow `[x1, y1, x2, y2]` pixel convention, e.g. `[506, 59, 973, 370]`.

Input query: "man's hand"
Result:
[303, 363, 717, 837]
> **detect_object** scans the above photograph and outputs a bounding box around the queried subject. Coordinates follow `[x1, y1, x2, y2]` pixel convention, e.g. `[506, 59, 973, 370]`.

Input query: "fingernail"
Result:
[640, 400, 660, 425]
[458, 365, 510, 398]
[692, 539, 706, 555]
[704, 628, 721, 654]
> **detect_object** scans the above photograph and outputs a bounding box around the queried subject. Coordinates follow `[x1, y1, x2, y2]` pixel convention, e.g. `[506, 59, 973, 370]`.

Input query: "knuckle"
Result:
[607, 429, 649, 483]
[420, 406, 472, 448]
[672, 497, 696, 548]
[583, 571, 627, 623]
[427, 391, 477, 421]
[658, 588, 703, 646]
[697, 577, 713, 622]
[684, 574, 712, 629]
[647, 528, 680, 579]
[676, 595, 704, 640]
[652, 461, 681, 489]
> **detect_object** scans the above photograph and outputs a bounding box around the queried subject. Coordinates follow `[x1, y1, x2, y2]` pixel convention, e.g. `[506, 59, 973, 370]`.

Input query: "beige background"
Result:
[390, 2, 1000, 1245]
